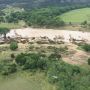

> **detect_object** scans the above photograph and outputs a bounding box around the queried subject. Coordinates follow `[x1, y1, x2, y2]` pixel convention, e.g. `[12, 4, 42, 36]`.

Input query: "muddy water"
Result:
[7, 28, 90, 43]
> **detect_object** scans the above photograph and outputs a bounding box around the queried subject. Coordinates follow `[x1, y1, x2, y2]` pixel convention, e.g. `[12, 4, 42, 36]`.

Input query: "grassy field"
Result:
[59, 8, 90, 23]
[0, 21, 26, 29]
[0, 71, 56, 90]
[0, 23, 20, 29]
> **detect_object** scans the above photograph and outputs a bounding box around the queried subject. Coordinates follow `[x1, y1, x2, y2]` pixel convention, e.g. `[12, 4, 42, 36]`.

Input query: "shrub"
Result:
[82, 44, 90, 52]
[15, 53, 47, 70]
[11, 53, 15, 59]
[81, 20, 87, 25]
[88, 58, 90, 65]
[29, 45, 34, 50]
[48, 53, 62, 60]
[23, 57, 37, 69]
[47, 61, 90, 90]
[0, 61, 17, 75]
[47, 46, 54, 49]
[23, 53, 47, 70]
[15, 53, 27, 66]
[10, 41, 18, 50]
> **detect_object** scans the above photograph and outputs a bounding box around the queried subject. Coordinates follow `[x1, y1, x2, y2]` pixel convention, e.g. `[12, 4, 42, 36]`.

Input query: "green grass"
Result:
[0, 21, 26, 29]
[0, 23, 19, 29]
[0, 44, 27, 61]
[0, 71, 56, 90]
[59, 8, 90, 23]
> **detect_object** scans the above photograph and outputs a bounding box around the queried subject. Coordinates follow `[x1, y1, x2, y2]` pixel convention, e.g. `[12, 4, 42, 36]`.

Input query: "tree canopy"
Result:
[0, 27, 10, 39]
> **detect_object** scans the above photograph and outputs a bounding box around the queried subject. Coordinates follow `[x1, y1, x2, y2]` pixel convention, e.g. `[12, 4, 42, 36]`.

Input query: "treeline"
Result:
[0, 0, 90, 9]
[25, 5, 90, 27]
[0, 5, 90, 28]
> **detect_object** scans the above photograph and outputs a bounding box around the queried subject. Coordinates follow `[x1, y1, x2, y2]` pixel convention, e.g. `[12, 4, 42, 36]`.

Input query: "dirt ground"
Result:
[63, 43, 90, 65]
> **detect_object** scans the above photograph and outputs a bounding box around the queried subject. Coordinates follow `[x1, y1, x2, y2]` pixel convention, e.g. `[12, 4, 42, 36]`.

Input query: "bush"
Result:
[11, 53, 15, 59]
[48, 53, 62, 60]
[29, 45, 34, 50]
[25, 53, 47, 70]
[10, 41, 18, 50]
[15, 53, 27, 66]
[82, 44, 90, 52]
[0, 61, 17, 75]
[81, 20, 87, 25]
[88, 58, 90, 65]
[15, 53, 47, 70]
[47, 61, 90, 90]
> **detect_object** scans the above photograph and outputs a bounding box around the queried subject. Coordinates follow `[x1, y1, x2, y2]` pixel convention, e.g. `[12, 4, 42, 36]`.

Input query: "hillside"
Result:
[0, 1, 90, 90]
[0, 0, 90, 8]
[59, 8, 90, 23]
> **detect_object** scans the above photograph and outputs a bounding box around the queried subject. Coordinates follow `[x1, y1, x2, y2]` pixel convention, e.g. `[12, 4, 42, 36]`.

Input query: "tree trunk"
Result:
[4, 33, 6, 40]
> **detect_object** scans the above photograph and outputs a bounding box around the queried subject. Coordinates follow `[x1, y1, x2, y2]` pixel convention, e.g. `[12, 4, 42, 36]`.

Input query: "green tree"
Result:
[0, 16, 4, 22]
[0, 27, 10, 40]
[15, 53, 47, 70]
[81, 20, 87, 25]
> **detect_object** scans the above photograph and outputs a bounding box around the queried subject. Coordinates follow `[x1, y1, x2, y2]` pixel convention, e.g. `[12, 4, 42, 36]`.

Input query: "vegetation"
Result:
[0, 22, 26, 29]
[0, 27, 10, 39]
[1, 6, 90, 28]
[10, 41, 18, 51]
[81, 44, 90, 52]
[88, 58, 90, 65]
[0, 7, 26, 29]
[15, 53, 47, 70]
[0, 51, 90, 90]
[0, 60, 17, 75]
[0, 42, 89, 90]
[47, 61, 90, 90]
[0, 7, 66, 28]
[24, 6, 90, 27]
[0, 0, 90, 9]
[60, 8, 90, 23]
[0, 1, 90, 90]
[0, 72, 55, 90]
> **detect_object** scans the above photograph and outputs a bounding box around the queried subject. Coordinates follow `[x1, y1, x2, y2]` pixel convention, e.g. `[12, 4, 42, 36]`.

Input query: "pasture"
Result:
[59, 8, 90, 23]
[0, 21, 26, 29]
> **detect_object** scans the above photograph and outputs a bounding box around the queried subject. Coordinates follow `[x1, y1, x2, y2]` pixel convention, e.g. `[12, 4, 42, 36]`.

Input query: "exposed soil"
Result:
[63, 44, 90, 65]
